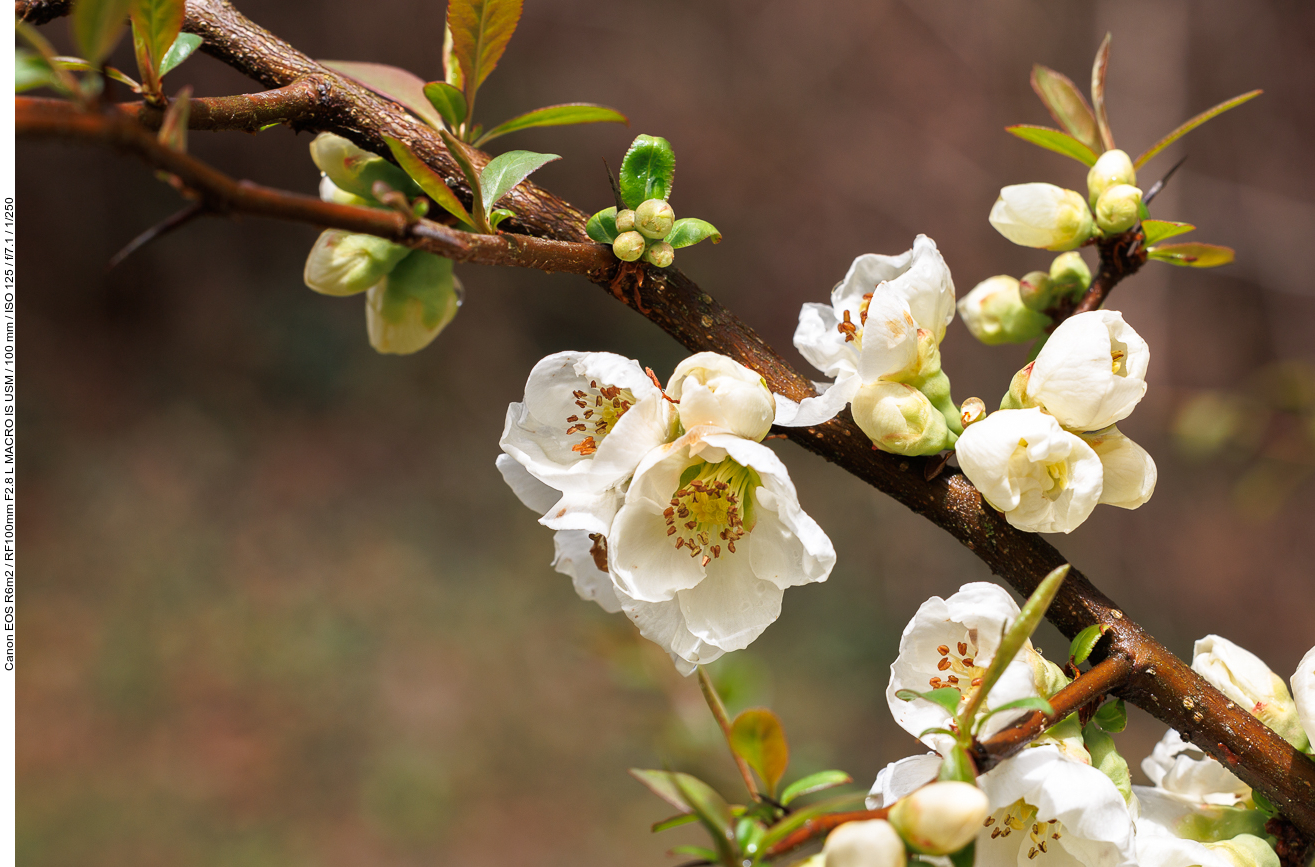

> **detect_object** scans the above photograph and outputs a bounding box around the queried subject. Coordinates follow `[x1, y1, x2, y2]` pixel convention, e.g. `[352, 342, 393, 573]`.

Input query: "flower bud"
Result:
[304, 229, 411, 297]
[612, 231, 646, 262]
[957, 276, 1051, 346]
[1094, 184, 1142, 234]
[1292, 646, 1315, 752]
[852, 381, 953, 456]
[1018, 271, 1056, 312]
[615, 208, 636, 232]
[960, 397, 985, 428]
[1086, 148, 1137, 208]
[1049, 251, 1092, 300]
[309, 132, 415, 202]
[823, 819, 907, 867]
[888, 781, 989, 855]
[643, 241, 675, 268]
[634, 198, 674, 239]
[668, 351, 775, 441]
[1207, 834, 1283, 867]
[365, 251, 461, 355]
[1193, 635, 1310, 750]
[998, 363, 1038, 412]
[989, 184, 1096, 252]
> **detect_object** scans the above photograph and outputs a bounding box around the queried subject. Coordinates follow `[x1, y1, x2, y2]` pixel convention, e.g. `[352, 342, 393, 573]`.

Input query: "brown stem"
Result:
[764, 807, 891, 859]
[1072, 231, 1149, 316]
[697, 667, 760, 800]
[128, 77, 328, 132]
[15, 0, 1315, 838]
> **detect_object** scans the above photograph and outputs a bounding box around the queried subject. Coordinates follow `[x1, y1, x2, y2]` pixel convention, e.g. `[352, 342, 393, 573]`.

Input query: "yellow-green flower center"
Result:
[663, 458, 759, 566]
[566, 380, 636, 456]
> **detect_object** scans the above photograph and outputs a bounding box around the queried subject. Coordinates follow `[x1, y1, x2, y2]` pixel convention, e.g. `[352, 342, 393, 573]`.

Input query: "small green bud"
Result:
[615, 208, 636, 232]
[634, 198, 675, 239]
[643, 241, 674, 268]
[1095, 184, 1143, 234]
[612, 231, 646, 262]
[957, 276, 1051, 346]
[1087, 148, 1136, 208]
[959, 397, 986, 428]
[1018, 271, 1056, 311]
[999, 363, 1041, 412]
[304, 229, 410, 297]
[1049, 251, 1092, 299]
[888, 782, 989, 856]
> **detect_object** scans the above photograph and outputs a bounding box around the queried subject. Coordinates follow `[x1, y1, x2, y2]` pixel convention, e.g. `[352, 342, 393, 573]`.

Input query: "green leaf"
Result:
[729, 708, 790, 796]
[1093, 698, 1128, 733]
[1147, 242, 1235, 268]
[669, 845, 720, 860]
[475, 102, 629, 146]
[949, 841, 977, 867]
[1029, 65, 1101, 153]
[760, 792, 868, 848]
[779, 770, 852, 805]
[619, 134, 676, 209]
[1135, 89, 1263, 169]
[52, 55, 140, 90]
[670, 773, 738, 865]
[651, 812, 699, 833]
[1068, 623, 1111, 665]
[629, 769, 699, 813]
[1142, 219, 1196, 246]
[1083, 721, 1132, 802]
[895, 687, 963, 718]
[586, 207, 619, 244]
[938, 745, 977, 783]
[1091, 33, 1115, 151]
[129, 0, 183, 78]
[1005, 125, 1099, 166]
[448, 0, 523, 104]
[15, 49, 59, 93]
[322, 60, 445, 130]
[478, 149, 560, 213]
[487, 208, 514, 230]
[158, 32, 201, 76]
[382, 134, 473, 226]
[667, 218, 722, 249]
[440, 130, 489, 232]
[71, 0, 135, 67]
[423, 81, 467, 130]
[984, 696, 1056, 720]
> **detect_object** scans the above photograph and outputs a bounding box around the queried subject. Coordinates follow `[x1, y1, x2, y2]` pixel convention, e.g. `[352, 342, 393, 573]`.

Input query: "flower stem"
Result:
[696, 666, 760, 800]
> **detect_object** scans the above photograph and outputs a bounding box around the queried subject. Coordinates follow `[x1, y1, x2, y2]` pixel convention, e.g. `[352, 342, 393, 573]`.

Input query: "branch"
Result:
[128, 77, 328, 132]
[15, 0, 1315, 837]
[1072, 231, 1148, 316]
[765, 807, 891, 860]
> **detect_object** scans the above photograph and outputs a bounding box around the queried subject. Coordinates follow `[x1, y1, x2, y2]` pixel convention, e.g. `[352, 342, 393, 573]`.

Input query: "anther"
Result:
[937, 658, 952, 671]
[937, 645, 950, 656]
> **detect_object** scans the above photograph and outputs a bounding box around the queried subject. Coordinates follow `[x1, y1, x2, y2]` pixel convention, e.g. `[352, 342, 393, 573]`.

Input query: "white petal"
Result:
[676, 553, 784, 651]
[1293, 645, 1315, 747]
[667, 352, 775, 441]
[1139, 728, 1248, 805]
[495, 453, 559, 514]
[551, 530, 623, 613]
[617, 586, 723, 673]
[1029, 311, 1150, 432]
[1133, 788, 1248, 867]
[772, 374, 862, 427]
[1084, 426, 1157, 508]
[866, 754, 942, 809]
[793, 301, 860, 380]
[1192, 635, 1307, 748]
[538, 488, 620, 536]
[609, 497, 704, 601]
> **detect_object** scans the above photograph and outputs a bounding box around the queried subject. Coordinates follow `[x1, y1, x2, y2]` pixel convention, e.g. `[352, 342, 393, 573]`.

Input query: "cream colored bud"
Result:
[823, 819, 907, 867]
[309, 132, 414, 202]
[1018, 271, 1056, 312]
[644, 241, 675, 268]
[634, 198, 675, 239]
[1193, 635, 1309, 750]
[612, 231, 646, 262]
[615, 208, 636, 232]
[304, 229, 411, 297]
[1049, 251, 1092, 299]
[852, 381, 952, 456]
[960, 397, 986, 428]
[1095, 184, 1143, 234]
[957, 276, 1051, 346]
[989, 184, 1096, 252]
[888, 782, 989, 855]
[1087, 148, 1137, 208]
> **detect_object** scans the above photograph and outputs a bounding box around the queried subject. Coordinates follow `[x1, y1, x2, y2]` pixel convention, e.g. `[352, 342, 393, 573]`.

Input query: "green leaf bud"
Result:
[852, 381, 953, 456]
[643, 241, 675, 268]
[1086, 148, 1136, 208]
[615, 208, 636, 232]
[1018, 271, 1056, 311]
[1094, 184, 1143, 234]
[1049, 251, 1092, 299]
[612, 231, 646, 262]
[823, 819, 907, 867]
[888, 782, 989, 856]
[957, 276, 1051, 346]
[999, 363, 1041, 412]
[634, 198, 675, 240]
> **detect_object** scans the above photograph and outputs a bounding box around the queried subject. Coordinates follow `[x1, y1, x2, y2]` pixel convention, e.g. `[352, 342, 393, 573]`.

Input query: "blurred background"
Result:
[16, 1, 1315, 864]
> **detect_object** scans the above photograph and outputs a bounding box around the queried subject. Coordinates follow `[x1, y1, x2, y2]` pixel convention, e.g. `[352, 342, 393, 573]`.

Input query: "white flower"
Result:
[823, 819, 907, 867]
[958, 275, 1051, 346]
[779, 235, 956, 428]
[500, 351, 676, 535]
[1134, 788, 1277, 867]
[989, 183, 1096, 252]
[364, 251, 462, 355]
[609, 427, 835, 657]
[1081, 425, 1157, 509]
[976, 745, 1137, 867]
[667, 352, 775, 442]
[1140, 728, 1250, 806]
[886, 583, 1043, 754]
[1192, 635, 1309, 750]
[1292, 645, 1315, 747]
[955, 408, 1104, 534]
[1026, 310, 1150, 433]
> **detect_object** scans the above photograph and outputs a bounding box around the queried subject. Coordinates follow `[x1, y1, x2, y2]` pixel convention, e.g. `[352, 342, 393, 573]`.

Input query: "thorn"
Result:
[602, 158, 626, 211]
[107, 201, 206, 270]
[1143, 154, 1187, 205]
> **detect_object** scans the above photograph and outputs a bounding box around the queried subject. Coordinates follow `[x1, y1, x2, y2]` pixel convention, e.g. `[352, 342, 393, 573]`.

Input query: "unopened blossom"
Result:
[823, 819, 907, 867]
[1081, 425, 1157, 509]
[501, 351, 676, 535]
[989, 184, 1096, 252]
[889, 781, 990, 855]
[851, 381, 951, 456]
[955, 408, 1104, 534]
[304, 229, 411, 297]
[1192, 635, 1309, 750]
[1292, 645, 1315, 748]
[667, 352, 775, 441]
[958, 275, 1051, 346]
[1022, 310, 1150, 432]
[780, 237, 958, 454]
[1087, 149, 1137, 207]
[887, 583, 1043, 754]
[365, 251, 462, 355]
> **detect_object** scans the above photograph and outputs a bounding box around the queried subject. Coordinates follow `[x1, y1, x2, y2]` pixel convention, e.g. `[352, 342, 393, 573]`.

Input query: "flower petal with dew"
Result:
[976, 745, 1137, 867]
[1027, 310, 1150, 433]
[1140, 728, 1249, 807]
[778, 235, 955, 427]
[886, 582, 1042, 755]
[955, 408, 1104, 534]
[501, 351, 676, 535]
[1081, 425, 1157, 509]
[989, 183, 1096, 252]
[1292, 645, 1315, 748]
[666, 352, 775, 442]
[1192, 635, 1309, 750]
[609, 428, 834, 654]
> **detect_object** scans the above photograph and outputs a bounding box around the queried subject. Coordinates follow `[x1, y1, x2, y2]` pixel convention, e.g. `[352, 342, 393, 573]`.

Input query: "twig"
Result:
[107, 201, 206, 270]
[696, 667, 760, 800]
[765, 808, 891, 859]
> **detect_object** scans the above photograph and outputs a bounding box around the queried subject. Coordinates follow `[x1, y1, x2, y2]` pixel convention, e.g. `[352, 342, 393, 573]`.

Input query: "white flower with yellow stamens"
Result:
[1023, 310, 1150, 433]
[500, 351, 676, 535]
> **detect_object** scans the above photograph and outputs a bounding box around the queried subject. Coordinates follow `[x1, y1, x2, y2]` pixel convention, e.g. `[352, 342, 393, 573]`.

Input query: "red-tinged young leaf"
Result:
[629, 769, 696, 813]
[382, 134, 473, 226]
[423, 81, 467, 130]
[1029, 66, 1100, 153]
[474, 103, 629, 146]
[131, 24, 159, 95]
[442, 23, 463, 91]
[71, 0, 135, 67]
[321, 60, 445, 130]
[130, 0, 184, 78]
[52, 55, 141, 91]
[1006, 125, 1099, 166]
[730, 708, 789, 796]
[1147, 243, 1235, 268]
[448, 0, 523, 104]
[1091, 33, 1115, 151]
[1142, 219, 1196, 246]
[1135, 90, 1263, 169]
[158, 32, 201, 76]
[158, 85, 190, 152]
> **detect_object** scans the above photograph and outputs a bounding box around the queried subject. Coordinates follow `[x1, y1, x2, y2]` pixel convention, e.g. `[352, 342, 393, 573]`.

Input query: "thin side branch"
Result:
[765, 807, 891, 859]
